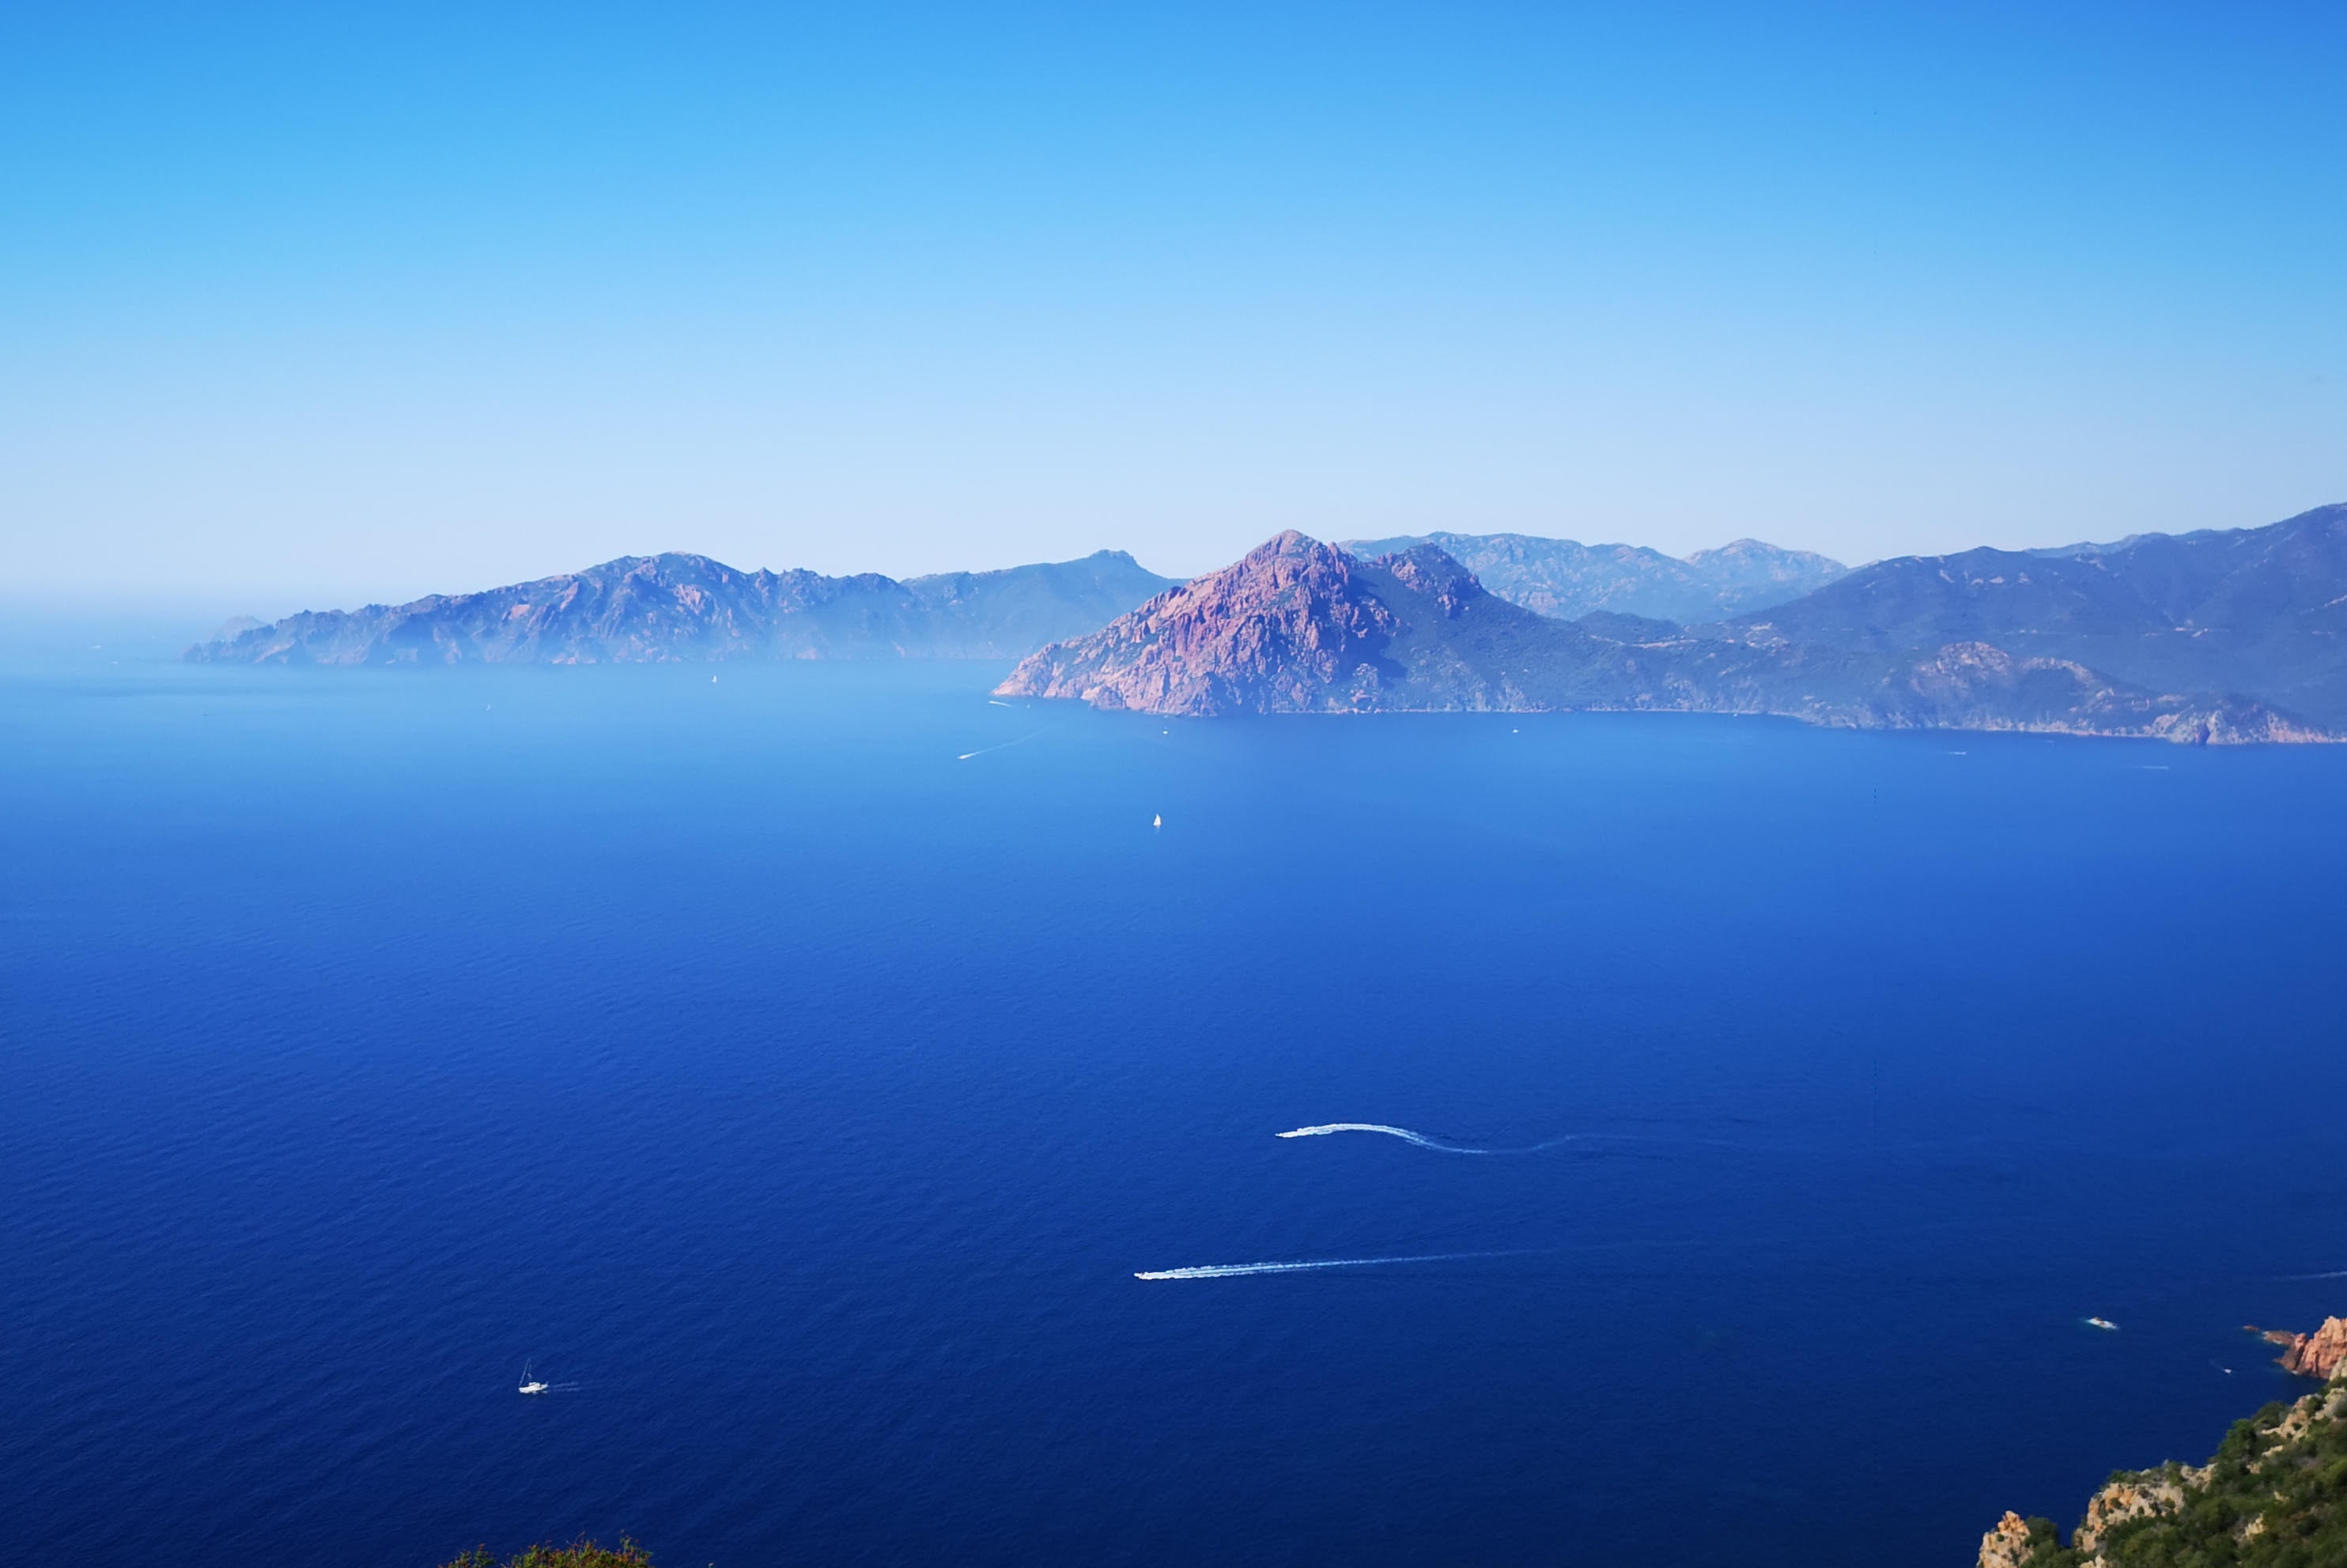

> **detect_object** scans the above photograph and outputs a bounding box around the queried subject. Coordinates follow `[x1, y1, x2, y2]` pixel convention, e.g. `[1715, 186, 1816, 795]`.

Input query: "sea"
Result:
[3, 620, 2343, 1566]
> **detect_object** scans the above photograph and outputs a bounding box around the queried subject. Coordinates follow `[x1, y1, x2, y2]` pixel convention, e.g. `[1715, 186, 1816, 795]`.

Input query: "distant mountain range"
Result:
[1735, 502, 2347, 727]
[191, 504, 2347, 742]
[997, 515, 2347, 743]
[186, 550, 1180, 664]
[1339, 531, 1846, 622]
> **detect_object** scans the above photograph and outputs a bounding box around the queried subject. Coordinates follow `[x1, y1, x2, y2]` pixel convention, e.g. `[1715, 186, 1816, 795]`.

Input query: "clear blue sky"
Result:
[4, 1, 2342, 605]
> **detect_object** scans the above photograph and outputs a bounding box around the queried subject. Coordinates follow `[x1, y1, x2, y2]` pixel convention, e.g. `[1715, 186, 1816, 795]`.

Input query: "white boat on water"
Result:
[518, 1362, 550, 1394]
[2086, 1317, 2118, 1332]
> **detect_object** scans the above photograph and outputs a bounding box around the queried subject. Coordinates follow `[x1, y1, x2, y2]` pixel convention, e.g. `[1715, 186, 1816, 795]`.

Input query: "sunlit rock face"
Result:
[1000, 530, 2334, 743]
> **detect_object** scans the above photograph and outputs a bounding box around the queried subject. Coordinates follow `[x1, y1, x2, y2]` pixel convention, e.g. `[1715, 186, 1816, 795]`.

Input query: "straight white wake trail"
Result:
[1134, 1250, 1525, 1281]
[957, 729, 1045, 761]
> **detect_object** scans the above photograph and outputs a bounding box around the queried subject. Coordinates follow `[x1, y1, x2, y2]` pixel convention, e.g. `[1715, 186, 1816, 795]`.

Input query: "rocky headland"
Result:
[1744, 502, 2347, 728]
[994, 531, 2329, 743]
[2254, 1317, 2347, 1382]
[185, 550, 1178, 665]
[1977, 1317, 2347, 1566]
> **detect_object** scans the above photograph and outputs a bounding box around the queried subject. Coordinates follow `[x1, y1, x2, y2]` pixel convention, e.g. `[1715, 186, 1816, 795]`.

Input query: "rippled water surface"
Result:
[3, 645, 2342, 1565]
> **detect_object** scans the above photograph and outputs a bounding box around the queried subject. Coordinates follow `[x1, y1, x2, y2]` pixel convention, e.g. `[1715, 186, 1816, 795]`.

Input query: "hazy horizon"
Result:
[14, 494, 2347, 630]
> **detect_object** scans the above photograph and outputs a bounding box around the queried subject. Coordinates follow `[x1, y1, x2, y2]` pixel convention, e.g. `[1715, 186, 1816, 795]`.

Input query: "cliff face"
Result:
[2280, 1317, 2347, 1381]
[2071, 1470, 2195, 1553]
[186, 550, 1179, 665]
[1979, 1512, 2043, 1568]
[995, 532, 1775, 716]
[998, 531, 2331, 743]
[992, 532, 1407, 715]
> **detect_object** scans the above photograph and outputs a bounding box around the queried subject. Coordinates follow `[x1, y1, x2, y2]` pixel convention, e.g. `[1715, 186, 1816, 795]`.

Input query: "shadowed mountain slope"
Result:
[1740, 503, 2347, 723]
[996, 531, 2324, 742]
[186, 550, 1180, 664]
[1339, 530, 1846, 622]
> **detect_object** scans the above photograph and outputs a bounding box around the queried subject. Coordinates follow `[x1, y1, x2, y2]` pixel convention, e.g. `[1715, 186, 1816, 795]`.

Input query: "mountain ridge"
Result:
[185, 550, 1180, 664]
[183, 504, 2347, 739]
[1336, 530, 1846, 622]
[995, 531, 2327, 743]
[1737, 503, 2347, 724]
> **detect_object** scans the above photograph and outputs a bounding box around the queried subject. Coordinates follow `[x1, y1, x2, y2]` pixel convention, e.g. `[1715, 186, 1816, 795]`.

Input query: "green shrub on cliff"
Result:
[438, 1537, 652, 1567]
[2013, 1381, 2346, 1566]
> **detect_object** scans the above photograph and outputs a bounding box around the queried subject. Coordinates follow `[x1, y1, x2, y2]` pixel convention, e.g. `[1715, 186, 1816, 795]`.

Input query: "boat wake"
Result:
[1275, 1123, 1801, 1158]
[958, 729, 1044, 761]
[1135, 1250, 1523, 1280]
[1274, 1123, 1578, 1155]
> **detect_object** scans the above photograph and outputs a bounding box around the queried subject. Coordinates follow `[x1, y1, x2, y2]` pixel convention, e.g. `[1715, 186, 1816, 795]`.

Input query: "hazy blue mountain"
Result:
[1737, 502, 2347, 724]
[186, 550, 1181, 664]
[1000, 531, 2319, 742]
[1338, 531, 1846, 622]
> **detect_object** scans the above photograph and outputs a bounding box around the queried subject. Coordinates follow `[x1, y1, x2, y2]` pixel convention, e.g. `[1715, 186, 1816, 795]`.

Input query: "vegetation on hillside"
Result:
[438, 1538, 652, 1568]
[2010, 1378, 2346, 1566]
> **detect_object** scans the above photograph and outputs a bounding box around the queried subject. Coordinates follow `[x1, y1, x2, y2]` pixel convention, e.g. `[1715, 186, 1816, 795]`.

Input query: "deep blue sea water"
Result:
[4, 633, 2344, 1566]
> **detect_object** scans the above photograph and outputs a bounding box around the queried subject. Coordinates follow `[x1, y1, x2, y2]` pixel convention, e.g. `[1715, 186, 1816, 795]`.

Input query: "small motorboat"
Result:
[518, 1361, 550, 1394]
[2085, 1317, 2118, 1332]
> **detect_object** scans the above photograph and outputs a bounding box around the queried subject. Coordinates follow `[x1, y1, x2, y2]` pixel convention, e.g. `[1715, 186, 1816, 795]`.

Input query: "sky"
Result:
[2, 0, 2344, 608]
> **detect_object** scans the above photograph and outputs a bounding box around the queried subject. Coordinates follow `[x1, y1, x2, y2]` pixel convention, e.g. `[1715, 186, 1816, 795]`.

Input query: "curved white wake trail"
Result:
[1135, 1249, 1521, 1281]
[1276, 1123, 1802, 1158]
[1276, 1123, 1586, 1156]
[1277, 1122, 1480, 1153]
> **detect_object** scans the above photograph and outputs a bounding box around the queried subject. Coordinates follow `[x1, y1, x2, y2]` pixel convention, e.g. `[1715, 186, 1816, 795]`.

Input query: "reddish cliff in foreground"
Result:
[2278, 1317, 2347, 1381]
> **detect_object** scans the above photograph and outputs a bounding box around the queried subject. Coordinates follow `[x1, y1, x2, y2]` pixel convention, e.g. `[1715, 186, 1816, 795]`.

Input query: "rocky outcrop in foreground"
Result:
[187, 550, 1178, 665]
[1977, 1319, 2347, 1566]
[2266, 1317, 2347, 1382]
[996, 531, 2331, 743]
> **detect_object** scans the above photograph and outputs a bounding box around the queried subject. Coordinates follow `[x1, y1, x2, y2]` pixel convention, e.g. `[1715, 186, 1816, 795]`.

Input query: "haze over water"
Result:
[4, 644, 2342, 1565]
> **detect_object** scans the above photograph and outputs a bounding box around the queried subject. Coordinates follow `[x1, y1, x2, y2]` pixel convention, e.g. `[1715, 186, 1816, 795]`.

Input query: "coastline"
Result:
[1979, 1318, 2347, 1566]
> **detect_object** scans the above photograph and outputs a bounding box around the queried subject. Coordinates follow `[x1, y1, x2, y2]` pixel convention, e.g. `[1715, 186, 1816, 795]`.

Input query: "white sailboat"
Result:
[518, 1361, 550, 1395]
